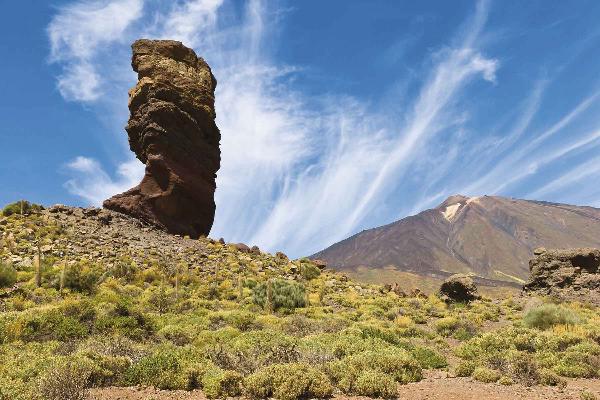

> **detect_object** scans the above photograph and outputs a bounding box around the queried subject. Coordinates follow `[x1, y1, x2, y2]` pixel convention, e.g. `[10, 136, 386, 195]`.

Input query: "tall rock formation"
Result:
[104, 39, 220, 238]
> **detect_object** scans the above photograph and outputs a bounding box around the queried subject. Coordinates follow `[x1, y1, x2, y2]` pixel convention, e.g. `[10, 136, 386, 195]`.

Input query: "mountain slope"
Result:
[311, 195, 600, 284]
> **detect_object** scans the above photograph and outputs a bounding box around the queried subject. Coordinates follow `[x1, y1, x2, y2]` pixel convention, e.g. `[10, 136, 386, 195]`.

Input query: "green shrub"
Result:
[434, 316, 477, 339]
[224, 310, 259, 331]
[455, 360, 476, 377]
[472, 367, 500, 383]
[353, 370, 397, 398]
[61, 262, 102, 293]
[411, 346, 448, 369]
[243, 363, 333, 400]
[0, 262, 17, 288]
[300, 263, 321, 281]
[37, 360, 90, 400]
[524, 304, 581, 330]
[553, 351, 600, 378]
[93, 300, 154, 340]
[498, 376, 514, 385]
[252, 279, 306, 312]
[208, 330, 299, 374]
[503, 351, 540, 386]
[157, 324, 194, 346]
[581, 390, 597, 400]
[6, 301, 94, 342]
[81, 353, 130, 386]
[327, 350, 422, 386]
[539, 369, 567, 388]
[202, 368, 242, 398]
[124, 346, 200, 390]
[2, 201, 43, 216]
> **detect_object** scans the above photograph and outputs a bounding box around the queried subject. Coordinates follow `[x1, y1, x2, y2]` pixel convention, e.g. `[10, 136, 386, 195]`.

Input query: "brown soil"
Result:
[88, 375, 600, 400]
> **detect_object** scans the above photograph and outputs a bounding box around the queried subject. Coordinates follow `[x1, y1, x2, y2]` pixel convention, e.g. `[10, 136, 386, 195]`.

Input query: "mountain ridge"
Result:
[311, 195, 600, 284]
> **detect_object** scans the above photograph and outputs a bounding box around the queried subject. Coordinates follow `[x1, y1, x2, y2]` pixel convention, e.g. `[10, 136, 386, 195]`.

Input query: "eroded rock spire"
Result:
[104, 39, 220, 237]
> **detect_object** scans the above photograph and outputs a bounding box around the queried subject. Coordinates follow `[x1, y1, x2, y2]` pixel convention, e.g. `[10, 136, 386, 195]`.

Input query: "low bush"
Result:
[581, 390, 597, 400]
[243, 363, 332, 400]
[61, 262, 103, 293]
[208, 330, 299, 374]
[435, 316, 477, 339]
[202, 368, 242, 399]
[37, 360, 90, 400]
[455, 360, 476, 377]
[5, 301, 94, 342]
[524, 304, 582, 330]
[539, 369, 567, 388]
[2, 201, 43, 216]
[252, 279, 307, 312]
[300, 263, 321, 281]
[326, 349, 422, 388]
[353, 369, 397, 398]
[124, 345, 200, 390]
[0, 262, 17, 288]
[411, 346, 448, 369]
[472, 367, 500, 383]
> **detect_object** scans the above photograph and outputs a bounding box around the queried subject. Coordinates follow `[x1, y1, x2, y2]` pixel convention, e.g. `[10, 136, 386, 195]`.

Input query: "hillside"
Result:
[0, 204, 599, 400]
[312, 195, 600, 288]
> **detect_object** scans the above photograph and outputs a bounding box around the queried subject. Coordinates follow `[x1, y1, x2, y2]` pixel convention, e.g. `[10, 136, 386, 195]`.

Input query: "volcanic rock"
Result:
[103, 39, 220, 238]
[523, 248, 600, 304]
[439, 274, 480, 303]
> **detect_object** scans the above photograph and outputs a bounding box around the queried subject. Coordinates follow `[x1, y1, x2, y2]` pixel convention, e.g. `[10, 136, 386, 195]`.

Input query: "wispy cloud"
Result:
[526, 155, 600, 199]
[49, 0, 600, 257]
[64, 156, 144, 205]
[48, 0, 144, 101]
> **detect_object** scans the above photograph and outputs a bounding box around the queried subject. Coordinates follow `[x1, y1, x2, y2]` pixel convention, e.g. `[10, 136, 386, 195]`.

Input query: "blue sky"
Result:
[1, 0, 600, 257]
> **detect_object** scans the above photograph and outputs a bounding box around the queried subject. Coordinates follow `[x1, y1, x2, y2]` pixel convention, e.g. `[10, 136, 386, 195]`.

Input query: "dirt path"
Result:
[394, 375, 599, 400]
[88, 376, 600, 400]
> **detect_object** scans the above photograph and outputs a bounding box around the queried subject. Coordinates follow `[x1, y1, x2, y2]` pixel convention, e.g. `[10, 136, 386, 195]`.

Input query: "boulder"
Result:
[104, 39, 220, 238]
[523, 248, 600, 304]
[391, 282, 407, 297]
[312, 259, 327, 270]
[439, 274, 480, 303]
[232, 243, 251, 253]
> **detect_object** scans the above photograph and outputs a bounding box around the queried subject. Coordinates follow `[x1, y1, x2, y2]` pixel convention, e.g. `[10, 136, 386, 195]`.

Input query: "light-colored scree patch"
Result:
[442, 203, 462, 221]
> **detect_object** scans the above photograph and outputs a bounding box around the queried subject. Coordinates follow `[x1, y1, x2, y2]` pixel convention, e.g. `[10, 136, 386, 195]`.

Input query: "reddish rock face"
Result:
[103, 39, 220, 237]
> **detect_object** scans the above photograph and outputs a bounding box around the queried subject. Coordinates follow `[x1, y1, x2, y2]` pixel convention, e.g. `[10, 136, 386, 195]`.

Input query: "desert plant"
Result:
[0, 261, 17, 288]
[202, 368, 242, 398]
[300, 263, 321, 281]
[34, 247, 42, 288]
[253, 279, 307, 312]
[411, 346, 448, 369]
[2, 200, 42, 217]
[243, 363, 332, 400]
[472, 367, 500, 383]
[581, 390, 597, 400]
[37, 360, 90, 400]
[353, 369, 397, 398]
[524, 304, 581, 330]
[455, 360, 476, 377]
[124, 346, 199, 390]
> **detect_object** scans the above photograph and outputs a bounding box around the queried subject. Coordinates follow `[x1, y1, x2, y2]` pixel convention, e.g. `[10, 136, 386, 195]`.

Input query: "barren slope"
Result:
[312, 195, 600, 285]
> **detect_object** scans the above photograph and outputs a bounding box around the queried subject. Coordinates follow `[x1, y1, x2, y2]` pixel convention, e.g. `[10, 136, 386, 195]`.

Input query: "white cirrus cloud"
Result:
[64, 156, 144, 205]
